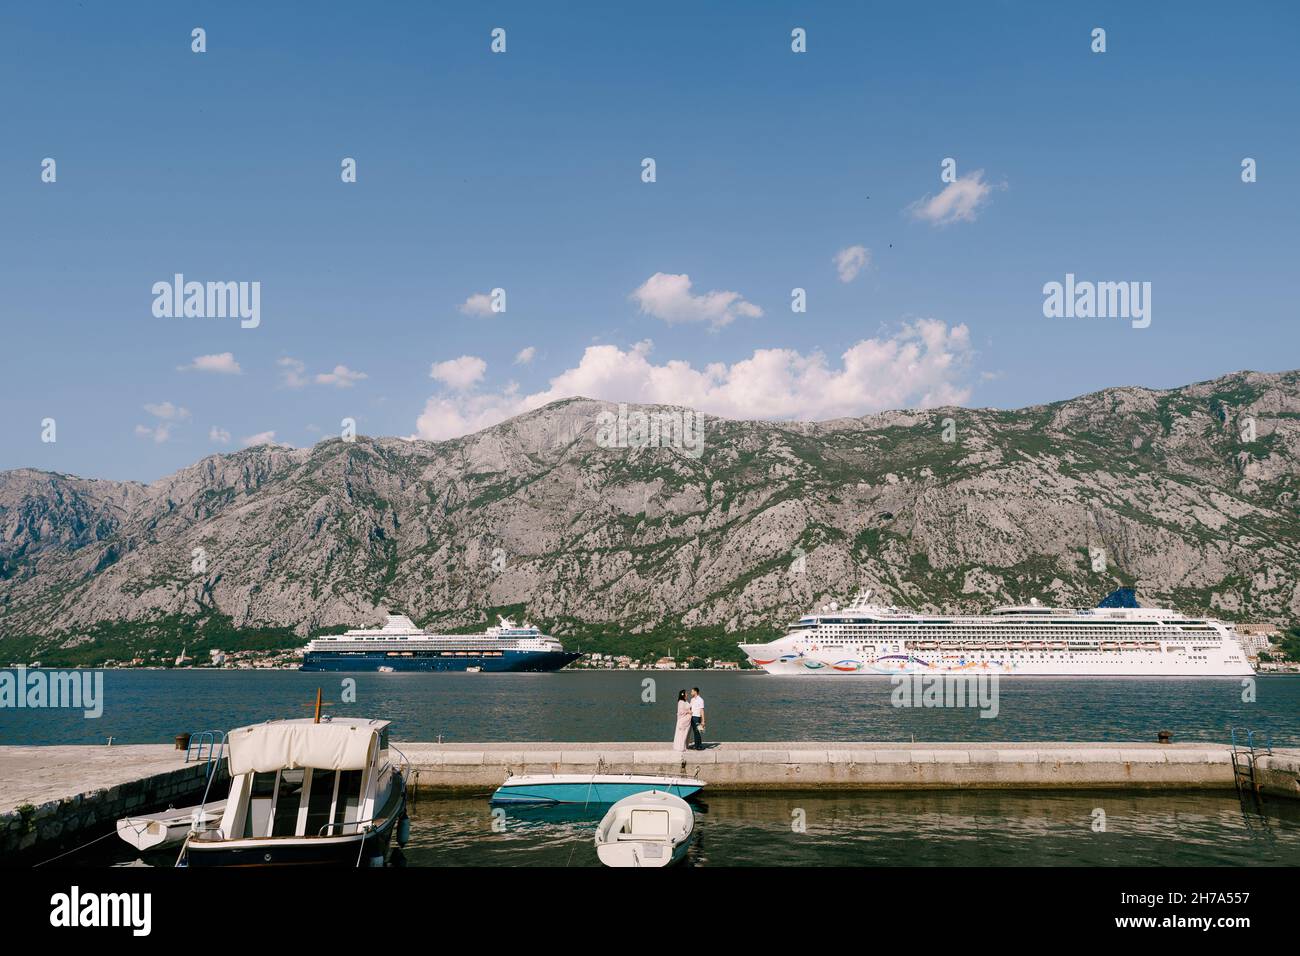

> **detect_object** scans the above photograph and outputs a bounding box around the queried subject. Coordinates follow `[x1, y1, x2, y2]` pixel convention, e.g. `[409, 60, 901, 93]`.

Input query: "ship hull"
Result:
[738, 647, 1254, 677]
[300, 649, 580, 673]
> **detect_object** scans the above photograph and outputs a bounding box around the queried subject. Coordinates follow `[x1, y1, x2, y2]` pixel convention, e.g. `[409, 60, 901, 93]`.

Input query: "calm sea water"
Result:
[398, 790, 1300, 867]
[73, 790, 1300, 867]
[0, 670, 1296, 747]
[16, 671, 1298, 868]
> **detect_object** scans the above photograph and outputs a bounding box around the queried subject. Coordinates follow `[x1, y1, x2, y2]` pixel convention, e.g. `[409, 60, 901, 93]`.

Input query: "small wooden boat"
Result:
[116, 801, 226, 851]
[595, 790, 694, 867]
[179, 716, 409, 868]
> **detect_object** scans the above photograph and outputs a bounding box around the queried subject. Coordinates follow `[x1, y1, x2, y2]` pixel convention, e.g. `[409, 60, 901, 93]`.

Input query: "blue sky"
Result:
[3, 1, 1297, 481]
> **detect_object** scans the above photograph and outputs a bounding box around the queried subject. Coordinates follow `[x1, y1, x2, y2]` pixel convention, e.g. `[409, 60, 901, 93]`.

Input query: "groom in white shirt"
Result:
[688, 687, 706, 750]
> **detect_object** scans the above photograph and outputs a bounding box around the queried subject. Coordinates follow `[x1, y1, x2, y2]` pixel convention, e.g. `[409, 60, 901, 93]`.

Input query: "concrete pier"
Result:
[0, 745, 226, 862]
[399, 741, 1300, 798]
[2, 740, 1297, 861]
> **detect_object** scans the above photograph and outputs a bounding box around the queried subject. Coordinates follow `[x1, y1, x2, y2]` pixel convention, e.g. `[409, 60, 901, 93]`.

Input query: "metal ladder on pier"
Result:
[185, 730, 227, 787]
[1229, 727, 1272, 810]
[1229, 728, 1277, 846]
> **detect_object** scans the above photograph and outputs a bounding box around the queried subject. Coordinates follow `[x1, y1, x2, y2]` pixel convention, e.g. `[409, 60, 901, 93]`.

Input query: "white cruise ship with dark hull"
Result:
[301, 614, 579, 673]
[739, 588, 1253, 677]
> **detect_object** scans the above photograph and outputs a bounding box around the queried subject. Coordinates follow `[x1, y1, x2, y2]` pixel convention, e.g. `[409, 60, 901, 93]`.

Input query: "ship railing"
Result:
[389, 742, 412, 785]
[319, 818, 379, 837]
[318, 796, 404, 838]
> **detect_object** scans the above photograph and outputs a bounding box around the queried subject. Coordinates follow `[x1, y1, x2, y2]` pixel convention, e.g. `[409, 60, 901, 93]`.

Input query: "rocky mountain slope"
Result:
[2, 369, 1298, 662]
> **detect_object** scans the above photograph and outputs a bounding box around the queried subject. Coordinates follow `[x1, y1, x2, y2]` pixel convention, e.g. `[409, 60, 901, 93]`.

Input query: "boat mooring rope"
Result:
[32, 827, 122, 868]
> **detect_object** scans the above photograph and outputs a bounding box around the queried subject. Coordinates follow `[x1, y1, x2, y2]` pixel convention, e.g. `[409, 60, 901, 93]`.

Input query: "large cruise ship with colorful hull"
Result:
[300, 614, 580, 672]
[739, 589, 1253, 677]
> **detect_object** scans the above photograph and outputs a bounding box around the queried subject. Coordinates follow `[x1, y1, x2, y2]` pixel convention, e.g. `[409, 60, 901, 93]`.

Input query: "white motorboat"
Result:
[116, 801, 226, 852]
[178, 716, 409, 867]
[594, 790, 694, 867]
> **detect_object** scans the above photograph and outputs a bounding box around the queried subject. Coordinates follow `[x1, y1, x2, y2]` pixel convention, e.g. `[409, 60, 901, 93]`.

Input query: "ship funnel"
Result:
[1097, 587, 1140, 609]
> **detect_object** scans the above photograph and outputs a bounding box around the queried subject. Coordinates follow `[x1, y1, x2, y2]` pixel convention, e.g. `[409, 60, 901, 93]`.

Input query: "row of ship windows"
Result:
[808, 646, 1218, 653]
[816, 653, 1216, 660]
[328, 650, 506, 657]
[318, 642, 536, 649]
[800, 635, 1217, 641]
[800, 629, 1216, 634]
[799, 623, 1215, 630]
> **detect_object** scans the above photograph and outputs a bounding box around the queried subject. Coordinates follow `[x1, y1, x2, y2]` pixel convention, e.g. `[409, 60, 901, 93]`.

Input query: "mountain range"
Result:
[2, 369, 1298, 665]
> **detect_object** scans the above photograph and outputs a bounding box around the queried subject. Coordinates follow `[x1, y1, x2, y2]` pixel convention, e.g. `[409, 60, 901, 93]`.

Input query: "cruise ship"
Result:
[738, 588, 1253, 677]
[300, 614, 580, 672]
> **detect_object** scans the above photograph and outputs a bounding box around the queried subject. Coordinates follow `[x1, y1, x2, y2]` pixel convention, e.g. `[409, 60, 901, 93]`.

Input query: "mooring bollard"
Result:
[175, 732, 192, 751]
[1157, 730, 1173, 745]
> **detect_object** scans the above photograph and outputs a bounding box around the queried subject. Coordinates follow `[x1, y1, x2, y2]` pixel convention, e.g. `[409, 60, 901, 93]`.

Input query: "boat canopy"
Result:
[227, 718, 390, 775]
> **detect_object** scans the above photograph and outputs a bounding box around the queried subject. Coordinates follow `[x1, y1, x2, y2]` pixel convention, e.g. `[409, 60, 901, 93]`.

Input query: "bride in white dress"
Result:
[672, 689, 692, 751]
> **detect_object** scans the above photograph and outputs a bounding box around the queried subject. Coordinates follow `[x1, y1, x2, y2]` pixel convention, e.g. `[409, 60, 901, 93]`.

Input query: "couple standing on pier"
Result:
[672, 688, 706, 751]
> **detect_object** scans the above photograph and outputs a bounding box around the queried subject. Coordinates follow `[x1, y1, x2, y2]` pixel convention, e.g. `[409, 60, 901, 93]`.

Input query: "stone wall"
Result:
[1, 761, 227, 864]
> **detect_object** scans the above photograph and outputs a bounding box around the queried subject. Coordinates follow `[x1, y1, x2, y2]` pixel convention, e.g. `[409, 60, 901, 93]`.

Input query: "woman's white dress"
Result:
[672, 700, 692, 751]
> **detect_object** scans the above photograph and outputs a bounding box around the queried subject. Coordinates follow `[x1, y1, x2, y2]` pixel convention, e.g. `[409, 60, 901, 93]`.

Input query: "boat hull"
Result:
[594, 791, 695, 867]
[491, 775, 704, 806]
[595, 838, 690, 868]
[183, 805, 403, 868]
[301, 650, 580, 673]
[117, 802, 226, 852]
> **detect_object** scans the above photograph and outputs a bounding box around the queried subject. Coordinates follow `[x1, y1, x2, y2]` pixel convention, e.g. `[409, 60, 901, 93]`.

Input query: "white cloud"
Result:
[430, 355, 487, 391]
[242, 430, 288, 448]
[414, 386, 526, 442]
[458, 292, 496, 317]
[514, 346, 537, 365]
[833, 245, 871, 283]
[135, 401, 190, 442]
[178, 352, 241, 375]
[411, 320, 974, 440]
[907, 170, 998, 226]
[209, 426, 231, 443]
[143, 402, 190, 421]
[134, 422, 175, 443]
[629, 272, 763, 329]
[278, 357, 308, 388]
[315, 364, 368, 388]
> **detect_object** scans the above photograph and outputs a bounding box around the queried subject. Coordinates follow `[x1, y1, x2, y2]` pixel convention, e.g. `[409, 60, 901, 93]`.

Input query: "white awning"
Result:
[226, 720, 381, 775]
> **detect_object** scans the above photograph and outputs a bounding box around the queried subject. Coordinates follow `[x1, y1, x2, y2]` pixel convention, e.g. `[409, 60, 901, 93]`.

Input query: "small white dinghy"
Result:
[594, 790, 694, 868]
[116, 801, 226, 852]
